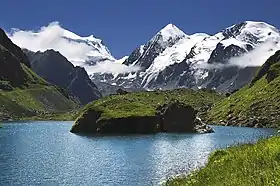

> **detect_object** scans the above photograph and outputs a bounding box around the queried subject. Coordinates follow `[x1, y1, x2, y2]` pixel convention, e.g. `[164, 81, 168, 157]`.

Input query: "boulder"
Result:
[158, 100, 196, 132]
[194, 117, 214, 134]
[116, 88, 129, 95]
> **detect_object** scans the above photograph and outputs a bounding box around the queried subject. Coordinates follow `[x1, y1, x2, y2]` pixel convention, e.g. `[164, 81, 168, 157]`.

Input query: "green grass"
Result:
[207, 76, 280, 127]
[0, 86, 78, 120]
[21, 63, 49, 86]
[77, 89, 223, 122]
[0, 62, 79, 120]
[22, 110, 80, 121]
[165, 136, 280, 186]
[207, 51, 280, 127]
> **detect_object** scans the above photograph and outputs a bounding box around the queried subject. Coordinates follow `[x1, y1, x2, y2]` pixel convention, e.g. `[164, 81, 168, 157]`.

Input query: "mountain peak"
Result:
[158, 24, 186, 40]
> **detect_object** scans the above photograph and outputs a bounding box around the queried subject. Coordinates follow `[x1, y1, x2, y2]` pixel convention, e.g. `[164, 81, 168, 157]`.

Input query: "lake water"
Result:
[0, 121, 277, 186]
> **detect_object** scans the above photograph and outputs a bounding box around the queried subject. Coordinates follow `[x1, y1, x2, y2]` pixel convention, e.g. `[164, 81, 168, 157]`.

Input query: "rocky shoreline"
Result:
[211, 110, 280, 128]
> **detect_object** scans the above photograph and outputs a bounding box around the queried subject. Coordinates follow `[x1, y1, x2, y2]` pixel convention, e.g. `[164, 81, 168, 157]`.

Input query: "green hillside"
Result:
[0, 28, 79, 120]
[207, 50, 280, 128]
[0, 64, 78, 120]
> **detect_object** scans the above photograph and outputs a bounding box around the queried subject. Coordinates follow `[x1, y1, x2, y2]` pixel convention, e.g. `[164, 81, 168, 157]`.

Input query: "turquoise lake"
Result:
[0, 121, 277, 186]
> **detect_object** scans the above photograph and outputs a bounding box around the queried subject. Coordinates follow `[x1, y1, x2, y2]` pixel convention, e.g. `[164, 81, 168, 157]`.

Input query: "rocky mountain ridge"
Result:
[91, 21, 280, 92]
[24, 49, 102, 105]
[8, 21, 280, 93]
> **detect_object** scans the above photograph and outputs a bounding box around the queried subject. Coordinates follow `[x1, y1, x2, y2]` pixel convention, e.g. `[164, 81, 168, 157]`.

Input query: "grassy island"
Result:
[71, 89, 223, 134]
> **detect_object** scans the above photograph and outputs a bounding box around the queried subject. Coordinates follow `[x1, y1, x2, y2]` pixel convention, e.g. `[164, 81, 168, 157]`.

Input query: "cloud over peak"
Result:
[8, 22, 141, 75]
[8, 22, 93, 63]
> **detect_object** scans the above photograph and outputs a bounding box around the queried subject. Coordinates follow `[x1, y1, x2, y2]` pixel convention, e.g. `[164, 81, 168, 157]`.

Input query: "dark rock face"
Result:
[208, 44, 247, 64]
[71, 101, 214, 134]
[68, 67, 102, 104]
[93, 80, 145, 97]
[158, 101, 196, 132]
[70, 110, 159, 134]
[123, 34, 182, 69]
[98, 116, 159, 134]
[222, 22, 247, 39]
[70, 110, 102, 133]
[0, 45, 26, 87]
[150, 60, 197, 90]
[24, 49, 102, 104]
[204, 66, 259, 92]
[0, 81, 13, 91]
[123, 45, 145, 66]
[0, 29, 34, 87]
[0, 29, 30, 68]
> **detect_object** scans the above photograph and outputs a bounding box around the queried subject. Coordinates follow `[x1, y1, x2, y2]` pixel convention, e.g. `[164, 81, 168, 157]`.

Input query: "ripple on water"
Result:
[0, 122, 277, 186]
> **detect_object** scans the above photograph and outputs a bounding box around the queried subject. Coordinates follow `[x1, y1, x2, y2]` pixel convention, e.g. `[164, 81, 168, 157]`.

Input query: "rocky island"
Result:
[70, 89, 221, 134]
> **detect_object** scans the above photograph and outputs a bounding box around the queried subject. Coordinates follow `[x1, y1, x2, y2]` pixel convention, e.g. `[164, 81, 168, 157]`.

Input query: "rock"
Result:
[194, 117, 214, 133]
[0, 82, 13, 91]
[97, 116, 159, 134]
[116, 88, 129, 95]
[227, 114, 233, 120]
[71, 100, 214, 134]
[70, 110, 102, 133]
[24, 49, 102, 105]
[247, 118, 257, 127]
[254, 123, 264, 128]
[71, 109, 160, 134]
[0, 28, 31, 68]
[225, 93, 231, 97]
[159, 100, 197, 133]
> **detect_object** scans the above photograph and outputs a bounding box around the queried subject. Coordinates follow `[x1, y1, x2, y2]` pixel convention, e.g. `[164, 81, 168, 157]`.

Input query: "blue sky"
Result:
[1, 0, 279, 58]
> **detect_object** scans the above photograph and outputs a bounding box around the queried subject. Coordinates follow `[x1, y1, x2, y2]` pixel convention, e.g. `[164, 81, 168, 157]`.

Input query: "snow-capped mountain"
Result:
[92, 21, 280, 92]
[62, 29, 115, 63]
[8, 22, 116, 72]
[8, 21, 280, 93]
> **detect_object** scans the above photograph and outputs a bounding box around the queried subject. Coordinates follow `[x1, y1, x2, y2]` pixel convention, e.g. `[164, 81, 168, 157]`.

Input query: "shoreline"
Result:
[164, 134, 280, 186]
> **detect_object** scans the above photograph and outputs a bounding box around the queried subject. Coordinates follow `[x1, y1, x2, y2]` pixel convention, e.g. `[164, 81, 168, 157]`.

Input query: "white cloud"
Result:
[8, 22, 93, 63]
[228, 40, 280, 68]
[85, 61, 141, 74]
[196, 40, 280, 70]
[7, 22, 143, 75]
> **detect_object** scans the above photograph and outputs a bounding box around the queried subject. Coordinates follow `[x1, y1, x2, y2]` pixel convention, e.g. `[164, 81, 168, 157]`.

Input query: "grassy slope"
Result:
[0, 64, 78, 120]
[76, 89, 223, 122]
[207, 51, 280, 127]
[207, 76, 280, 127]
[165, 135, 280, 186]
